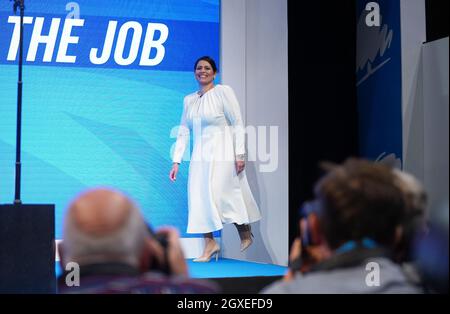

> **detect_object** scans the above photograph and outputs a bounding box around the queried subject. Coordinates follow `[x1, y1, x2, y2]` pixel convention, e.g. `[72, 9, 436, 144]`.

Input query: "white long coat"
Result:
[173, 84, 261, 233]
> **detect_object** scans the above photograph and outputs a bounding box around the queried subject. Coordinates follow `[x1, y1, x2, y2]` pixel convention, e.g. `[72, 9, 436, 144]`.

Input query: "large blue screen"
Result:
[0, 0, 220, 238]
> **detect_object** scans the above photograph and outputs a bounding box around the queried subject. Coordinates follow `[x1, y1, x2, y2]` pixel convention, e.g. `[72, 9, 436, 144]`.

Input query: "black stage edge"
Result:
[212, 276, 282, 294]
[0, 204, 55, 293]
[287, 0, 359, 248]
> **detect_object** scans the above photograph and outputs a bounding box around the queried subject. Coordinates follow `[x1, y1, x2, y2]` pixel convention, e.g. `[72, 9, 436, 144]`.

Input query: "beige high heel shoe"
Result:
[239, 225, 254, 252]
[193, 244, 221, 262]
[240, 239, 253, 252]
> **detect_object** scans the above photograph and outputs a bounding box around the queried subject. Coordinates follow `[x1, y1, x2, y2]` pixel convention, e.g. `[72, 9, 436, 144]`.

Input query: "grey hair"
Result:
[62, 202, 150, 268]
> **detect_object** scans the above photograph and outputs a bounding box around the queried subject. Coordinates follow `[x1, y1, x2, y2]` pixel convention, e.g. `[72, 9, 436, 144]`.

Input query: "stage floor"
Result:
[187, 258, 287, 278]
[56, 258, 287, 279]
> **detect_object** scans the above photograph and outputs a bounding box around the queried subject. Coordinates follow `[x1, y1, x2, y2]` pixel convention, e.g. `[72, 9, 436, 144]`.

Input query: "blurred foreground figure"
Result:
[262, 158, 423, 294]
[58, 188, 218, 294]
[414, 201, 449, 294]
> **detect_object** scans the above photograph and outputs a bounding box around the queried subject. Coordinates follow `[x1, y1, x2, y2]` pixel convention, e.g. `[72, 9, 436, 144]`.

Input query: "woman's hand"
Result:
[169, 163, 179, 181]
[235, 160, 245, 175]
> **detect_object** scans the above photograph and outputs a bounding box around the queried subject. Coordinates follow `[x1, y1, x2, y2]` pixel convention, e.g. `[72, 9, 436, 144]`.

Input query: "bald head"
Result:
[62, 188, 149, 268]
[69, 189, 134, 236]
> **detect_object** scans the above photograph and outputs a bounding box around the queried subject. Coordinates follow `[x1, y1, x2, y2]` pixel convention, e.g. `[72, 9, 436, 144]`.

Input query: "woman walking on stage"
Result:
[170, 56, 261, 262]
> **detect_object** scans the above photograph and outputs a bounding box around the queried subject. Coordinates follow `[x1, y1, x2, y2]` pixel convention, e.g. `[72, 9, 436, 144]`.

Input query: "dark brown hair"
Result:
[314, 158, 405, 250]
[194, 56, 218, 73]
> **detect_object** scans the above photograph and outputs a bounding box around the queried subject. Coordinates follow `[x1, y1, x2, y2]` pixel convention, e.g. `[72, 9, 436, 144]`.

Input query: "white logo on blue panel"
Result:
[357, 3, 393, 86]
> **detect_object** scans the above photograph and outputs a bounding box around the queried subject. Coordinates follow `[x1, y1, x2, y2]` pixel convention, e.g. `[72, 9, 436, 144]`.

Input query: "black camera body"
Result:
[288, 200, 317, 272]
[299, 200, 316, 247]
[147, 225, 171, 275]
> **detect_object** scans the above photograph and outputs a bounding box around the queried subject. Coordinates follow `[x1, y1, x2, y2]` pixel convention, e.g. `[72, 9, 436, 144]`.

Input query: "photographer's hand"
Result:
[283, 238, 302, 282]
[284, 216, 332, 282]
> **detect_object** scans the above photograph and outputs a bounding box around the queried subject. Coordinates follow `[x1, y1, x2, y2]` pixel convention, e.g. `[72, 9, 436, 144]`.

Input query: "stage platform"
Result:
[188, 258, 287, 293]
[56, 258, 287, 279]
[187, 258, 287, 278]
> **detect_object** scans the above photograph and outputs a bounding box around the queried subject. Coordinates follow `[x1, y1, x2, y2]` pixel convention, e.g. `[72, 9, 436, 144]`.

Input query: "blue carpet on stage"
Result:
[187, 259, 287, 278]
[56, 259, 287, 279]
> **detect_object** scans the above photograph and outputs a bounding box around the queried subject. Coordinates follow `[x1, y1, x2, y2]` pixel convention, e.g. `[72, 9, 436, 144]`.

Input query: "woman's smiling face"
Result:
[195, 60, 216, 86]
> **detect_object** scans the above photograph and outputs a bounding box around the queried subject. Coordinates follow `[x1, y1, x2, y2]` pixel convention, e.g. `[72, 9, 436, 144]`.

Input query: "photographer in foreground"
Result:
[262, 158, 423, 294]
[57, 187, 218, 293]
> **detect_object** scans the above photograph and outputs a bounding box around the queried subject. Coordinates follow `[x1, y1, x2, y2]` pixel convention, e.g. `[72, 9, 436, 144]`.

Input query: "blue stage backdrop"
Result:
[356, 0, 403, 168]
[0, 0, 220, 238]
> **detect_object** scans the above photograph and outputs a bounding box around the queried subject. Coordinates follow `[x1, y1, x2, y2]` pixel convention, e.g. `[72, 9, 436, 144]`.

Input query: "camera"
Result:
[298, 200, 317, 247]
[146, 224, 171, 275]
[288, 200, 318, 272]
